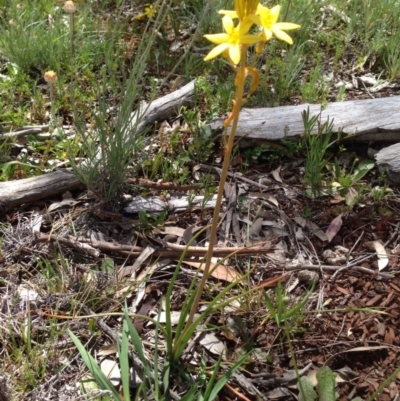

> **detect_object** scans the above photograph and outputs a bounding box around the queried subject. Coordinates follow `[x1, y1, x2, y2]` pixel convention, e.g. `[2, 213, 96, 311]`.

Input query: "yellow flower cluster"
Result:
[133, 3, 156, 21]
[204, 1, 300, 65]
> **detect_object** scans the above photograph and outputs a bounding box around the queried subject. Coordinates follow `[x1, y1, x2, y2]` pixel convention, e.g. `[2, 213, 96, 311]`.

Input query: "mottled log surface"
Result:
[375, 143, 400, 185]
[208, 96, 400, 143]
[0, 170, 84, 214]
[130, 80, 195, 135]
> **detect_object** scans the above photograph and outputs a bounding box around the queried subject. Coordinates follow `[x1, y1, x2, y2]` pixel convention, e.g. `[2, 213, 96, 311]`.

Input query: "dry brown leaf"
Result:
[271, 166, 283, 183]
[179, 260, 241, 282]
[254, 274, 289, 290]
[326, 213, 343, 243]
[294, 216, 328, 242]
[117, 245, 157, 280]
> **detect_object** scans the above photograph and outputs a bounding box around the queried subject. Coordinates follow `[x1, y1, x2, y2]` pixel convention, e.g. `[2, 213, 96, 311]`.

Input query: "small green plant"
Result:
[143, 153, 191, 184]
[371, 185, 390, 202]
[300, 61, 329, 104]
[68, 0, 175, 202]
[180, 106, 215, 162]
[138, 210, 168, 232]
[70, 232, 253, 400]
[327, 158, 375, 206]
[262, 280, 315, 329]
[296, 346, 400, 401]
[301, 108, 338, 198]
[241, 144, 281, 167]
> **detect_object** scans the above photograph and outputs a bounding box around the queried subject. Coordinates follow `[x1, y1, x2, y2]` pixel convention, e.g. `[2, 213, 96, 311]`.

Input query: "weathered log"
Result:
[0, 170, 84, 214]
[129, 79, 195, 135]
[375, 143, 400, 185]
[208, 96, 400, 143]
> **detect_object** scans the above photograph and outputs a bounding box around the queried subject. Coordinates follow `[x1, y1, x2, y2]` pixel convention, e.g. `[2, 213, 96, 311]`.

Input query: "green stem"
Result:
[180, 46, 248, 336]
[49, 84, 55, 132]
[70, 14, 74, 57]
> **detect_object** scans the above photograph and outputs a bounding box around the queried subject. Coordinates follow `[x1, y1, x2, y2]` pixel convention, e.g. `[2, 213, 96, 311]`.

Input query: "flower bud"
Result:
[63, 1, 76, 14]
[44, 71, 57, 84]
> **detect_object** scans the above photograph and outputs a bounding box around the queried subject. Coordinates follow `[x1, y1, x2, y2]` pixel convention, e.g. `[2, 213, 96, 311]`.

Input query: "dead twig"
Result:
[125, 177, 209, 191]
[36, 233, 274, 258]
[286, 263, 394, 279]
[199, 163, 271, 191]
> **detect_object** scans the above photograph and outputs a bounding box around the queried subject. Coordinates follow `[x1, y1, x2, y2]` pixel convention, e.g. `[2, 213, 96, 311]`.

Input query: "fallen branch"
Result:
[0, 170, 84, 214]
[125, 177, 208, 191]
[207, 96, 400, 143]
[36, 233, 274, 258]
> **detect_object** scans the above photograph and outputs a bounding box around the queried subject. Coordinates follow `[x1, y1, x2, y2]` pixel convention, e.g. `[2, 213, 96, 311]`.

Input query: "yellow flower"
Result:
[144, 4, 156, 19]
[204, 16, 260, 65]
[44, 71, 57, 84]
[251, 4, 300, 44]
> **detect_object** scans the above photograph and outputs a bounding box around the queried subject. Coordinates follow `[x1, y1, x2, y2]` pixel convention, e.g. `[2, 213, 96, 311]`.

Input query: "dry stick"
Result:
[36, 233, 273, 258]
[181, 47, 248, 336]
[285, 264, 394, 279]
[125, 177, 207, 191]
[199, 163, 271, 191]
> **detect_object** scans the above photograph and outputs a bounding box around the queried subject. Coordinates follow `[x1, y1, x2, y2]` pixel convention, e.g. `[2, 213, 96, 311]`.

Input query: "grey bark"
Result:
[0, 170, 84, 214]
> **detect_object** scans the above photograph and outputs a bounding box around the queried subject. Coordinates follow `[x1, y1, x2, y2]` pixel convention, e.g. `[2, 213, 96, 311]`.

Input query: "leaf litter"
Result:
[2, 156, 400, 401]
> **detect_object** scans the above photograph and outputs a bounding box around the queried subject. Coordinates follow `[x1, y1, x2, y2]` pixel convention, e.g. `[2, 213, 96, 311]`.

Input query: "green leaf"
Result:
[120, 320, 131, 401]
[101, 257, 114, 274]
[298, 376, 318, 401]
[178, 385, 198, 401]
[69, 330, 122, 401]
[206, 351, 251, 401]
[123, 305, 151, 372]
[316, 366, 337, 401]
[351, 160, 374, 183]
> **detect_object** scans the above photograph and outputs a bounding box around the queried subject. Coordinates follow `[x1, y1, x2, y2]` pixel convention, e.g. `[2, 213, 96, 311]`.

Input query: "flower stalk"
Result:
[182, 1, 300, 332]
[182, 46, 248, 334]
[44, 71, 58, 129]
[64, 1, 76, 57]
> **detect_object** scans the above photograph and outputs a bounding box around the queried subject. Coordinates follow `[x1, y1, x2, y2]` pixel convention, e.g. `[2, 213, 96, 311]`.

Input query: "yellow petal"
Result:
[228, 44, 241, 65]
[272, 27, 293, 44]
[218, 9, 238, 19]
[222, 15, 234, 34]
[275, 22, 301, 30]
[238, 17, 254, 35]
[204, 33, 229, 45]
[270, 5, 281, 23]
[240, 33, 262, 45]
[247, 14, 261, 26]
[262, 28, 273, 41]
[204, 43, 230, 61]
